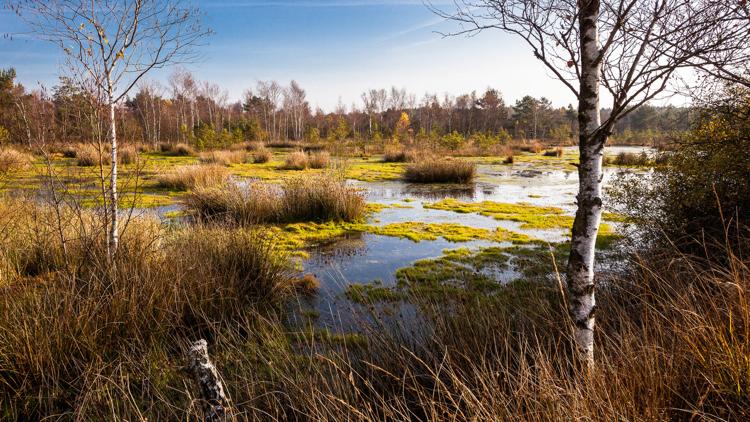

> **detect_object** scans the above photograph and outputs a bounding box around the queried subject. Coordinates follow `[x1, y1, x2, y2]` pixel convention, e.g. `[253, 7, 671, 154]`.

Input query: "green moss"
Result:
[367, 222, 533, 243]
[290, 327, 368, 347]
[425, 198, 573, 229]
[345, 159, 405, 182]
[425, 198, 624, 231]
[394, 247, 513, 299]
[346, 280, 405, 304]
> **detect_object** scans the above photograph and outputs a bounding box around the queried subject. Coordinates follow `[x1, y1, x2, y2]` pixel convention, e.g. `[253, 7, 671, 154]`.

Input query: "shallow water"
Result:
[301, 147, 652, 330]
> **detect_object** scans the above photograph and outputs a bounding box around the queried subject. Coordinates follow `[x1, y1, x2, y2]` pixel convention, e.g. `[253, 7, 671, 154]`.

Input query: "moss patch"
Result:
[367, 222, 533, 243]
[424, 198, 573, 229]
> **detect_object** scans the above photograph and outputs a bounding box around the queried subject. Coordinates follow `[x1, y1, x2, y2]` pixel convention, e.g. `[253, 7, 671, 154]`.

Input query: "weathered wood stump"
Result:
[187, 339, 230, 421]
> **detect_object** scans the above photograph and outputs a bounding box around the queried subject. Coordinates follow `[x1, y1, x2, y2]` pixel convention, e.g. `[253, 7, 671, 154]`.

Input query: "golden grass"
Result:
[183, 173, 366, 224]
[75, 144, 110, 166]
[543, 147, 564, 157]
[405, 158, 476, 183]
[0, 148, 33, 174]
[118, 145, 138, 164]
[252, 148, 272, 164]
[2, 190, 750, 419]
[383, 147, 417, 163]
[159, 142, 195, 156]
[199, 150, 247, 165]
[308, 151, 331, 169]
[155, 164, 230, 191]
[284, 150, 308, 170]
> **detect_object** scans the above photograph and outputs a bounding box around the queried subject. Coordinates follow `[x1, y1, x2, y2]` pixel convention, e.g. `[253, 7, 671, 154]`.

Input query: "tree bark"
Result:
[568, 0, 604, 367]
[187, 339, 230, 421]
[107, 78, 119, 256]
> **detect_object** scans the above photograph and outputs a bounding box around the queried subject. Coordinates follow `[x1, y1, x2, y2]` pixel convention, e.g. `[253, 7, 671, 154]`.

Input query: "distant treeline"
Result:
[0, 67, 691, 149]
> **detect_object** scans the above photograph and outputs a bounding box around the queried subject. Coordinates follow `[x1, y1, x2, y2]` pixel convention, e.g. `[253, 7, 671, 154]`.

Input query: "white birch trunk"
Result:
[107, 78, 119, 256]
[568, 0, 605, 367]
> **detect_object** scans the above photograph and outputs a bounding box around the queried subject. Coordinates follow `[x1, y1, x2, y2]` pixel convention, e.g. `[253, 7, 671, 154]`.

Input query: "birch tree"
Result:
[430, 0, 750, 365]
[10, 0, 209, 257]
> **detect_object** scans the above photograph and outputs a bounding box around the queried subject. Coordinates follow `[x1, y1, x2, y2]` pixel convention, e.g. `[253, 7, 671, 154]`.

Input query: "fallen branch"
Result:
[187, 339, 230, 421]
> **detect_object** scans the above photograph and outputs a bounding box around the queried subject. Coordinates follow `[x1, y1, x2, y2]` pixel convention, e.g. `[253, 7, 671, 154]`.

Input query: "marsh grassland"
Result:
[1, 142, 748, 420]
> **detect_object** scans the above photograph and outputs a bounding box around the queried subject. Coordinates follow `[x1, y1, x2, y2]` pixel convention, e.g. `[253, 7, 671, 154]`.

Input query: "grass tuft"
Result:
[0, 148, 33, 174]
[199, 150, 247, 165]
[284, 150, 309, 170]
[404, 158, 476, 183]
[156, 164, 230, 191]
[383, 147, 417, 163]
[183, 173, 366, 224]
[308, 151, 330, 169]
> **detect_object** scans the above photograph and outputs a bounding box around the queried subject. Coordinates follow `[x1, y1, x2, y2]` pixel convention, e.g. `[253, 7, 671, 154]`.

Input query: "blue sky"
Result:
[0, 0, 576, 111]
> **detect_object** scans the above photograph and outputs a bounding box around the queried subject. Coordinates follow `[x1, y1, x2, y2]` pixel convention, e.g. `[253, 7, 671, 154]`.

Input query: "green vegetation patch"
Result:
[346, 280, 406, 304]
[367, 221, 533, 243]
[424, 198, 573, 229]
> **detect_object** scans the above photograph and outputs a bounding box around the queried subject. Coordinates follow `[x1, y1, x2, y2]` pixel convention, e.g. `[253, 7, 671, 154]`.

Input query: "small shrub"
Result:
[404, 159, 476, 183]
[253, 148, 272, 164]
[308, 151, 330, 169]
[199, 150, 247, 166]
[284, 151, 308, 170]
[156, 165, 230, 191]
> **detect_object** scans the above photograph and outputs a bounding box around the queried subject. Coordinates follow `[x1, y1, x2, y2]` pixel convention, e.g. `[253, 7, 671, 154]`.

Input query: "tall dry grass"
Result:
[0, 148, 33, 175]
[404, 158, 476, 183]
[252, 147, 272, 164]
[308, 151, 331, 169]
[284, 150, 308, 170]
[2, 187, 750, 419]
[183, 173, 366, 224]
[159, 142, 195, 156]
[383, 147, 417, 163]
[156, 164, 230, 191]
[0, 197, 293, 419]
[199, 150, 247, 165]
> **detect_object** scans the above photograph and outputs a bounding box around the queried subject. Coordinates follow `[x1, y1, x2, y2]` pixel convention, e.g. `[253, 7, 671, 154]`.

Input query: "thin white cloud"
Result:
[378, 16, 446, 43]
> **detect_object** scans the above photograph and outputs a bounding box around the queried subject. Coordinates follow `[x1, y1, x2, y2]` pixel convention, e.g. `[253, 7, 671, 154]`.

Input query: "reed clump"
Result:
[284, 150, 309, 170]
[183, 174, 365, 224]
[404, 158, 476, 183]
[0, 148, 33, 174]
[155, 164, 230, 191]
[308, 151, 331, 169]
[383, 147, 417, 163]
[199, 149, 247, 165]
[159, 142, 195, 156]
